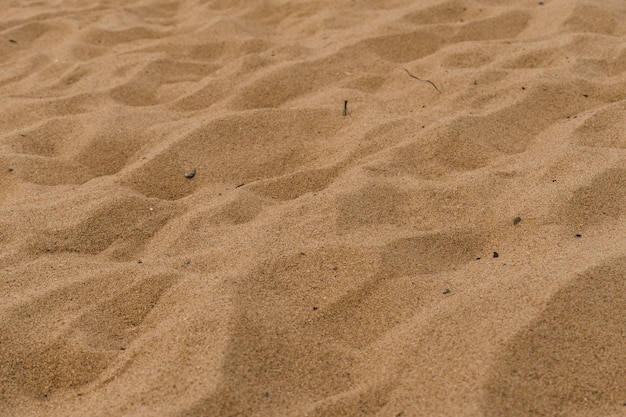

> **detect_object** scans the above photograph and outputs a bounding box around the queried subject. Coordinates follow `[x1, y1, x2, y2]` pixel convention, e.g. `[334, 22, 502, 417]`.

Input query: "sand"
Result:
[1, 0, 625, 416]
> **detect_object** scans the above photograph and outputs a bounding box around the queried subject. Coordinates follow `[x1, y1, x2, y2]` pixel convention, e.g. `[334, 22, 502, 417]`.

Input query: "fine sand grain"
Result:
[1, 0, 625, 416]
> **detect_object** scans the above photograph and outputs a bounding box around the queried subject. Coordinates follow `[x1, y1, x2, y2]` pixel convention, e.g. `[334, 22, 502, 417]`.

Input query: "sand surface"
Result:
[1, 0, 626, 416]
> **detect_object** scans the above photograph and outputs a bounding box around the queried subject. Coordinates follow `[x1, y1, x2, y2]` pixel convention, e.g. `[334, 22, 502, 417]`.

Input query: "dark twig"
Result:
[403, 69, 441, 93]
[343, 100, 349, 116]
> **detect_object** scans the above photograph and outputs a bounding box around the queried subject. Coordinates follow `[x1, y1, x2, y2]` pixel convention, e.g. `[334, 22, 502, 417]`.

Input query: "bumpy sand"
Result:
[1, 1, 626, 416]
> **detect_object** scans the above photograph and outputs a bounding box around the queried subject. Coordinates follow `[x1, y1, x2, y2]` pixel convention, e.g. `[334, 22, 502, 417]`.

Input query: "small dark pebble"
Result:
[552, 179, 557, 182]
[521, 86, 526, 90]
[493, 252, 499, 258]
[538, 1, 544, 4]
[120, 347, 126, 350]
[312, 306, 318, 311]
[513, 216, 522, 225]
[581, 93, 588, 98]
[137, 260, 143, 264]
[443, 289, 451, 295]
[575, 234, 582, 238]
[476, 257, 481, 260]
[9, 39, 17, 43]
[184, 169, 196, 178]
[236, 182, 245, 188]
[7, 168, 13, 172]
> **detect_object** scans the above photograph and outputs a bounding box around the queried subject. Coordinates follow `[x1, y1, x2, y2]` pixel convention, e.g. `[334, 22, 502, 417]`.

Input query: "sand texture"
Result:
[1, 0, 626, 416]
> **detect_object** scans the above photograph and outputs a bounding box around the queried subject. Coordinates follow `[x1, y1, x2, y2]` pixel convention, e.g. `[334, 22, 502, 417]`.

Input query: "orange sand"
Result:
[1, 0, 626, 416]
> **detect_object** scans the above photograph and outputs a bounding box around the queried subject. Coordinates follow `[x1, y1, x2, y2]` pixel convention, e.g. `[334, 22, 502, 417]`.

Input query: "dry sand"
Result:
[1, 0, 626, 416]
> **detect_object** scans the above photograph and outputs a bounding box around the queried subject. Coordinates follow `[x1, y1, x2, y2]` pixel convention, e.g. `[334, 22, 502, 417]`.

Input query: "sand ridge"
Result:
[1, 0, 626, 416]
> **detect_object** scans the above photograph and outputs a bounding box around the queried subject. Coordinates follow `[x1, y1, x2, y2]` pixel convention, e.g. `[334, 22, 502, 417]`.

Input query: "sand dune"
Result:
[1, 0, 625, 416]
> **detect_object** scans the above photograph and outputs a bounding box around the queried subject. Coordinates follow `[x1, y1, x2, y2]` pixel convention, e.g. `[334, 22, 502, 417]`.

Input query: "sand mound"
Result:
[1, 0, 625, 416]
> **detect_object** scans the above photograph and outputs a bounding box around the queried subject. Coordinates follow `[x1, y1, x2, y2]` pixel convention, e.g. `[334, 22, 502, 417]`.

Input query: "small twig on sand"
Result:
[403, 69, 441, 93]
